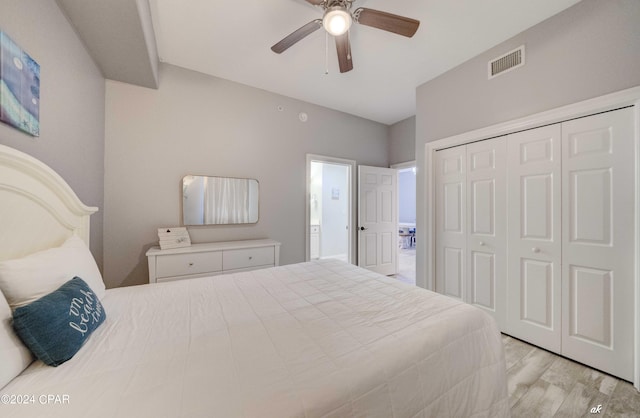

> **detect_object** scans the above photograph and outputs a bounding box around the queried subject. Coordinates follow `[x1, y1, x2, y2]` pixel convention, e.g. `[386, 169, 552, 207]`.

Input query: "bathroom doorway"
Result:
[306, 155, 355, 263]
[392, 161, 416, 285]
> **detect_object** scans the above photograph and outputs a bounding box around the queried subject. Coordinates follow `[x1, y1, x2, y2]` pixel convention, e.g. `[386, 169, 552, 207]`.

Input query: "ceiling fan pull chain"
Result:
[325, 31, 329, 74]
[347, 29, 352, 60]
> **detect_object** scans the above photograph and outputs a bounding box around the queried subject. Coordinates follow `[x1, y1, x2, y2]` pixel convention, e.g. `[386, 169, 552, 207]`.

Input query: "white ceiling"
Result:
[149, 0, 582, 125]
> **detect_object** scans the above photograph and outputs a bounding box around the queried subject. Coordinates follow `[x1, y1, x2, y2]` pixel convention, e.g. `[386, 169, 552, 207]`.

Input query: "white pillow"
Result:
[0, 236, 105, 310]
[0, 290, 33, 389]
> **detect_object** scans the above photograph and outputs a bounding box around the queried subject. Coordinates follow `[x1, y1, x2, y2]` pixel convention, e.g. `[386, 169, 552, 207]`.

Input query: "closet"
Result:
[434, 107, 635, 381]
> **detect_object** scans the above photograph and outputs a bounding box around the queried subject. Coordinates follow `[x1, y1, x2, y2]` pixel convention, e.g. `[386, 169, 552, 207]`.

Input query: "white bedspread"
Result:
[1, 260, 509, 417]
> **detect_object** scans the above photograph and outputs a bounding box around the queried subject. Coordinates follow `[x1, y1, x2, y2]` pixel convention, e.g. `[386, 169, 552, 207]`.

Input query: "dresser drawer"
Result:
[223, 247, 274, 270]
[156, 251, 222, 278]
[147, 240, 281, 284]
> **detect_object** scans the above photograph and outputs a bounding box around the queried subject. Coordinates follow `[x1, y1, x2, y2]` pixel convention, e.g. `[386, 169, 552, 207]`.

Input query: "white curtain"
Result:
[203, 177, 250, 224]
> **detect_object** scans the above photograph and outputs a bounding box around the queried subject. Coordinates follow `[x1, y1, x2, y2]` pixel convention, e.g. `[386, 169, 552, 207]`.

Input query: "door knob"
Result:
[532, 247, 540, 253]
[360, 226, 367, 231]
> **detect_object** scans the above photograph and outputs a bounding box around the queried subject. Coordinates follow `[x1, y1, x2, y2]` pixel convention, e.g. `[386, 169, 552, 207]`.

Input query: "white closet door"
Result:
[435, 146, 467, 301]
[466, 138, 506, 328]
[561, 108, 635, 380]
[507, 124, 562, 353]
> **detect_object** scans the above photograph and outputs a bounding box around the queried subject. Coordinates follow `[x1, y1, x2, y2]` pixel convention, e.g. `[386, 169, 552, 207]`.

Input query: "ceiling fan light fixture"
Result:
[323, 7, 352, 36]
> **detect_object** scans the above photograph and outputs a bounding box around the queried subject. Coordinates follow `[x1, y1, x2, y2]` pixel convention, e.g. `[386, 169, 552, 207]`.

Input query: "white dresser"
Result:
[146, 239, 281, 283]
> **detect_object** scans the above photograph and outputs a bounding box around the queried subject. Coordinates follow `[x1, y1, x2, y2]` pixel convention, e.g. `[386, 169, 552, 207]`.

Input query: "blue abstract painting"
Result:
[0, 32, 40, 136]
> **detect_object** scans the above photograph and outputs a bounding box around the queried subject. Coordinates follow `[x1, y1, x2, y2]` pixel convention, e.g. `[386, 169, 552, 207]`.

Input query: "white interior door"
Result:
[507, 124, 562, 353]
[358, 165, 397, 275]
[435, 146, 467, 300]
[561, 108, 635, 380]
[466, 138, 507, 328]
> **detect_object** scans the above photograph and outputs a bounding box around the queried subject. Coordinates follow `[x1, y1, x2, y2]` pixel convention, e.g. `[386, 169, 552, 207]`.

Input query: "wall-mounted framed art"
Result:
[0, 32, 40, 136]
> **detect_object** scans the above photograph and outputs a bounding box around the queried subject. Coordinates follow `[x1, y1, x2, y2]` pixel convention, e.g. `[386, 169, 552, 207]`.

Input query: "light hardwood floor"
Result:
[393, 246, 415, 285]
[504, 334, 640, 417]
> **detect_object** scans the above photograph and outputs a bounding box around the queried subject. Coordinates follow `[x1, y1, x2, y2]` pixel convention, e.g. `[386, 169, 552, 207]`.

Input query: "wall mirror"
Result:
[183, 175, 259, 225]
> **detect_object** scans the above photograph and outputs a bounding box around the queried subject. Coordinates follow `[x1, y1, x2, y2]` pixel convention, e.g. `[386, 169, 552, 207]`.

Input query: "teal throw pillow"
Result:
[12, 277, 106, 366]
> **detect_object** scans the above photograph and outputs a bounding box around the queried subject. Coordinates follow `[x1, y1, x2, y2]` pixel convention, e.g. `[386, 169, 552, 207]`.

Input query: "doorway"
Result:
[392, 161, 416, 285]
[306, 155, 355, 263]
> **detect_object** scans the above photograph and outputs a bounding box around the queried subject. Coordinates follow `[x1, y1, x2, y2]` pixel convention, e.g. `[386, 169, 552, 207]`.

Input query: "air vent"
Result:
[488, 45, 525, 79]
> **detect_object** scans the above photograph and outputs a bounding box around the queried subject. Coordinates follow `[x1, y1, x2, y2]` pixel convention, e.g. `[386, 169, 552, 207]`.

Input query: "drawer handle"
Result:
[188, 262, 194, 267]
[532, 247, 540, 253]
[248, 256, 253, 260]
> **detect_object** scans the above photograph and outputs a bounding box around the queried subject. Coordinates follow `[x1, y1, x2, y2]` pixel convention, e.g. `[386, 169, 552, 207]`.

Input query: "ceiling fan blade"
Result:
[335, 32, 353, 73]
[355, 8, 420, 38]
[304, 0, 324, 5]
[271, 20, 322, 54]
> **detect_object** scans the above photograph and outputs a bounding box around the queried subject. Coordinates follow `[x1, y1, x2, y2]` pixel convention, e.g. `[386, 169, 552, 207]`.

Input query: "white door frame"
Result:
[422, 85, 640, 389]
[306, 154, 356, 263]
[391, 161, 416, 170]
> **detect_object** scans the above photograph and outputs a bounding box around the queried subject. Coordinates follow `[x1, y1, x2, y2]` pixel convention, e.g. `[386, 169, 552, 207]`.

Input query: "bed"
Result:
[0, 144, 509, 417]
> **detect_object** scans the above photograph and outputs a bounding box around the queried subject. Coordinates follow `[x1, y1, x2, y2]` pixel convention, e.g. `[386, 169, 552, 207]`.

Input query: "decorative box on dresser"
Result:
[146, 239, 281, 283]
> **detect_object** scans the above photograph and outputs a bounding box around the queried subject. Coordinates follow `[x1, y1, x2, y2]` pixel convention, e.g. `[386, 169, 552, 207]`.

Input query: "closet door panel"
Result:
[467, 138, 506, 328]
[471, 252, 494, 308]
[435, 146, 466, 300]
[507, 124, 562, 353]
[521, 259, 553, 327]
[522, 174, 553, 240]
[561, 107, 635, 381]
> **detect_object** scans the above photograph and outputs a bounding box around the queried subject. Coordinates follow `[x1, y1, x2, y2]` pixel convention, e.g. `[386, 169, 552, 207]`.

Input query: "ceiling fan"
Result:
[271, 0, 420, 73]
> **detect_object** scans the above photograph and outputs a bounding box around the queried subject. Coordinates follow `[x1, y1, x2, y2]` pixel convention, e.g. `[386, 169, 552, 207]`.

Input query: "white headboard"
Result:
[0, 144, 97, 262]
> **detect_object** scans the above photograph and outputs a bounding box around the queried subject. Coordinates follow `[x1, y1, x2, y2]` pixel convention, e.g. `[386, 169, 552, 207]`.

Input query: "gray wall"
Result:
[0, 0, 105, 269]
[389, 116, 415, 165]
[415, 0, 640, 288]
[56, 0, 159, 89]
[104, 64, 389, 288]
